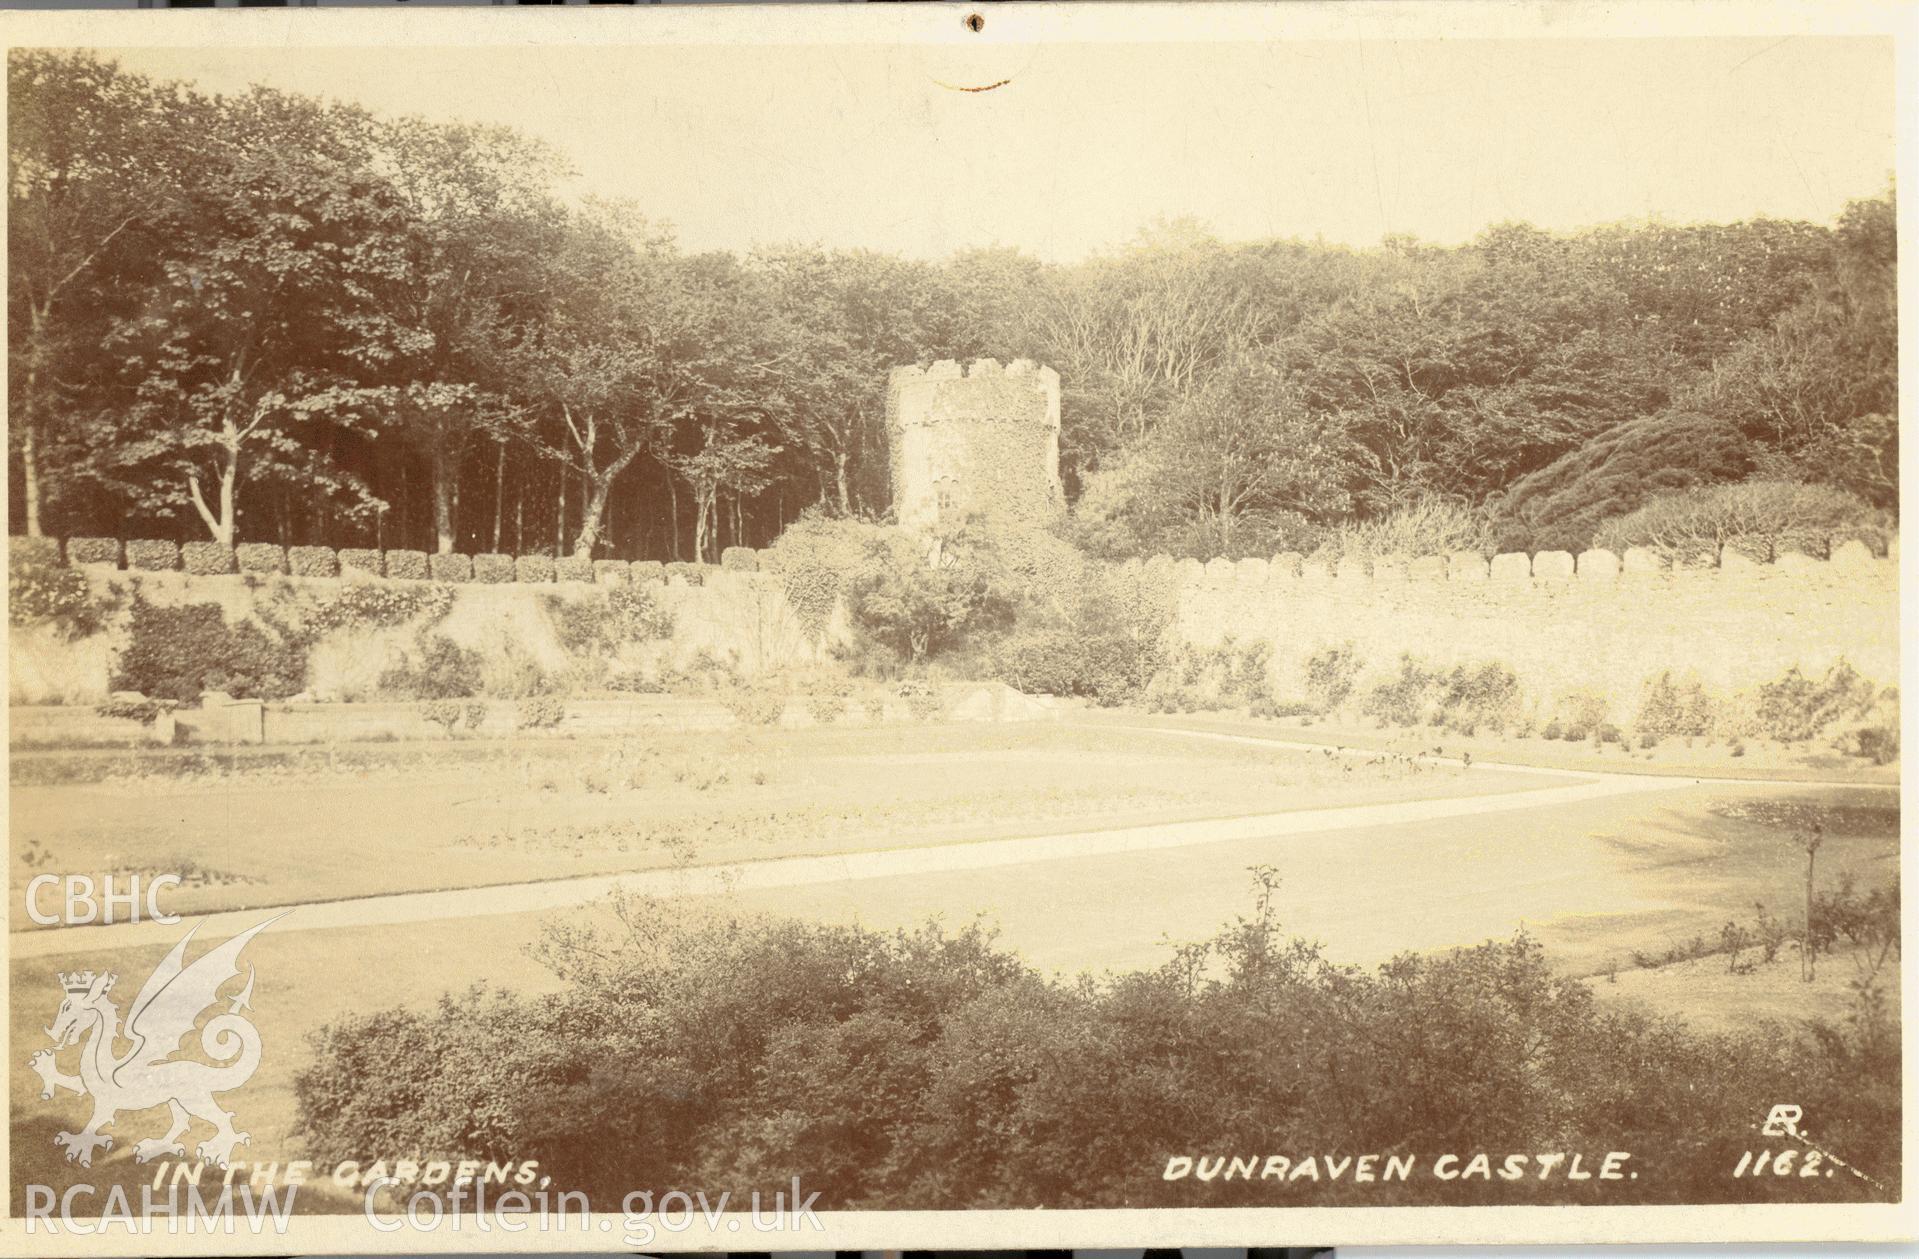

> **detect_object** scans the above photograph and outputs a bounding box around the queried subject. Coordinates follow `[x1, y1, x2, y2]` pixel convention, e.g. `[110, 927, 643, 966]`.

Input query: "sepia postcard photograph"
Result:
[0, 1, 1911, 1251]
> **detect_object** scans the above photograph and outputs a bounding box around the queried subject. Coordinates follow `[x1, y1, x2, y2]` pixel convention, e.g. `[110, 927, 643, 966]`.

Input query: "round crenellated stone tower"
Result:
[884, 358, 1064, 534]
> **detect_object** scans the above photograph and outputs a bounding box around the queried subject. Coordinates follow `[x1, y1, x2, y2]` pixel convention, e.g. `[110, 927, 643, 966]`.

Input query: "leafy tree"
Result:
[1493, 410, 1756, 552]
[490, 209, 768, 559]
[377, 117, 565, 553]
[97, 88, 406, 545]
[844, 528, 1015, 664]
[7, 51, 188, 536]
[753, 247, 974, 515]
[1592, 480, 1885, 562]
[1076, 352, 1354, 558]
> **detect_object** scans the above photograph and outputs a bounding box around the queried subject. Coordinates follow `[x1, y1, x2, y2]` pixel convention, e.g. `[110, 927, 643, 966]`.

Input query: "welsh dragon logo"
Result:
[29, 916, 281, 1169]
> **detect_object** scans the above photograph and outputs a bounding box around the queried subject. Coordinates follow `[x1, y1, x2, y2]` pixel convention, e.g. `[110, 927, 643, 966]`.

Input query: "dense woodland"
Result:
[9, 51, 1898, 563]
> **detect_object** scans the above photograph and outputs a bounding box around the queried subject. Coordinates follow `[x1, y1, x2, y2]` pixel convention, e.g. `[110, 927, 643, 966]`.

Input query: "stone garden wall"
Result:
[8, 538, 846, 706]
[1159, 539, 1900, 702]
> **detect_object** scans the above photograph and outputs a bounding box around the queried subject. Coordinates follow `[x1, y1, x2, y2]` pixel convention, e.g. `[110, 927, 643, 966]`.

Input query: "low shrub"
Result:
[235, 543, 286, 575]
[10, 548, 115, 639]
[1850, 723, 1899, 766]
[66, 537, 120, 566]
[593, 560, 630, 586]
[478, 635, 552, 701]
[1303, 643, 1363, 713]
[604, 669, 663, 694]
[515, 555, 556, 584]
[112, 596, 307, 702]
[125, 539, 180, 572]
[429, 553, 473, 583]
[721, 547, 758, 572]
[304, 583, 454, 635]
[181, 541, 236, 576]
[609, 585, 673, 640]
[720, 679, 786, 726]
[544, 586, 674, 656]
[1435, 661, 1521, 734]
[473, 553, 514, 584]
[1553, 689, 1611, 742]
[555, 556, 593, 585]
[631, 560, 666, 586]
[991, 628, 1090, 697]
[1751, 660, 1879, 743]
[1361, 655, 1439, 727]
[897, 677, 943, 721]
[287, 546, 338, 578]
[378, 633, 482, 700]
[1142, 638, 1273, 714]
[12, 536, 61, 566]
[655, 649, 741, 696]
[665, 561, 703, 587]
[420, 700, 465, 738]
[385, 550, 429, 581]
[1809, 873, 1899, 954]
[339, 548, 383, 577]
[295, 879, 1902, 1210]
[96, 696, 170, 725]
[1251, 697, 1319, 719]
[784, 667, 853, 724]
[517, 695, 567, 730]
[1637, 671, 1717, 738]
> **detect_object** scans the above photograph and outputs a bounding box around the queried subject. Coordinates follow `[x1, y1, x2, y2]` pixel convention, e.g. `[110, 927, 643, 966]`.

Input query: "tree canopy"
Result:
[9, 50, 1898, 561]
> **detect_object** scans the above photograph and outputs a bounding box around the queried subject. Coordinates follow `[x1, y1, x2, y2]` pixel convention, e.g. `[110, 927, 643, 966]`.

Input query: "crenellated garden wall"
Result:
[7, 533, 1901, 713]
[7, 538, 846, 706]
[1153, 539, 1899, 703]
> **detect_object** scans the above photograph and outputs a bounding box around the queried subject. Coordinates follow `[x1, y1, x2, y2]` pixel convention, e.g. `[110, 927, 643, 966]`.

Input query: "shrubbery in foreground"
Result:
[297, 876, 1899, 1209]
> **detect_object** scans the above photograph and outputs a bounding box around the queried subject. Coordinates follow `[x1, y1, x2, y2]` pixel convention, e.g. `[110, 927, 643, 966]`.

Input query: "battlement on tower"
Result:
[885, 358, 1063, 533]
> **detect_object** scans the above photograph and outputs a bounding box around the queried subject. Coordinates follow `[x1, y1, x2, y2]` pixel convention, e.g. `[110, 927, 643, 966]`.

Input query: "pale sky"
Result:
[105, 36, 1895, 261]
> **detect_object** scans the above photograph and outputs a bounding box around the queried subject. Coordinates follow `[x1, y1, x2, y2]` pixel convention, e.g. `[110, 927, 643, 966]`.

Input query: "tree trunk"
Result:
[573, 475, 611, 560]
[20, 411, 42, 538]
[218, 458, 236, 547]
[432, 444, 458, 554]
[188, 439, 239, 547]
[491, 443, 505, 553]
[692, 487, 712, 564]
[668, 477, 682, 561]
[834, 451, 852, 516]
[20, 307, 47, 537]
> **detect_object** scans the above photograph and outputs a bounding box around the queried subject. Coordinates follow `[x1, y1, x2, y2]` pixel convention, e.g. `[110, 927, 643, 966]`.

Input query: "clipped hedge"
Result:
[555, 555, 593, 585]
[429, 553, 473, 583]
[631, 560, 665, 586]
[593, 559, 630, 585]
[339, 548, 383, 577]
[385, 549, 429, 582]
[236, 542, 286, 575]
[67, 537, 121, 567]
[665, 561, 704, 587]
[289, 546, 339, 578]
[473, 553, 514, 584]
[11, 536, 62, 567]
[721, 547, 759, 573]
[181, 542, 236, 576]
[126, 539, 181, 572]
[515, 554, 556, 584]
